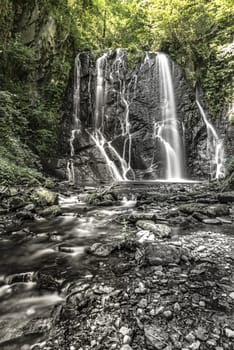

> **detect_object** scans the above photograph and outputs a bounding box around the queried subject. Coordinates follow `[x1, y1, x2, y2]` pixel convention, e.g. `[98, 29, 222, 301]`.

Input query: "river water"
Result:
[0, 184, 233, 349]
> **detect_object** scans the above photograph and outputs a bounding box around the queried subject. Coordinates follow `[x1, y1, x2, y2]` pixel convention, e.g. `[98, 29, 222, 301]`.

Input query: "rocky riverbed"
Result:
[0, 181, 234, 350]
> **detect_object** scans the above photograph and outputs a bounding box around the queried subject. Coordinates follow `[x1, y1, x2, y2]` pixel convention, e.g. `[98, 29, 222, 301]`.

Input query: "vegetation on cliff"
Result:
[0, 0, 233, 184]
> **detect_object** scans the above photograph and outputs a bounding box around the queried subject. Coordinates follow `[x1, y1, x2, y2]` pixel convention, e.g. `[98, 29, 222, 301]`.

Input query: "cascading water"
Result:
[92, 49, 135, 181]
[154, 52, 185, 179]
[67, 53, 82, 183]
[66, 49, 226, 183]
[196, 96, 225, 179]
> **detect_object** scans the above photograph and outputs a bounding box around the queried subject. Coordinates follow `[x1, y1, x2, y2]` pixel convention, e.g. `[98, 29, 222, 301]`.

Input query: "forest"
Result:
[0, 1, 234, 350]
[0, 0, 234, 184]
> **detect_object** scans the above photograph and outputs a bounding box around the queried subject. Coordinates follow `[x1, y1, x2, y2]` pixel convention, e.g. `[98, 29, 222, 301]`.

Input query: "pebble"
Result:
[123, 335, 131, 344]
[224, 328, 234, 338]
[195, 327, 208, 341]
[119, 326, 131, 336]
[189, 341, 201, 349]
[138, 298, 148, 308]
[173, 302, 181, 313]
[185, 333, 196, 343]
[163, 310, 173, 320]
[206, 339, 217, 346]
[229, 292, 234, 299]
[120, 345, 132, 350]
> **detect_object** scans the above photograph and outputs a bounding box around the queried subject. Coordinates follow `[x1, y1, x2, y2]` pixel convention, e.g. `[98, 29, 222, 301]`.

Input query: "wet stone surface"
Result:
[0, 181, 234, 349]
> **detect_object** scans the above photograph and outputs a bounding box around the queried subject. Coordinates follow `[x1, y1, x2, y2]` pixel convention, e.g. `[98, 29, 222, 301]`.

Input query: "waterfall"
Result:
[67, 53, 82, 183]
[92, 49, 135, 181]
[154, 52, 184, 179]
[196, 97, 225, 179]
[67, 50, 226, 183]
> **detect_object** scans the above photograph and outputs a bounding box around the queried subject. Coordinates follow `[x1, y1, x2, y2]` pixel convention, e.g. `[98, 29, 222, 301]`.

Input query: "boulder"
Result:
[144, 243, 181, 266]
[218, 191, 234, 203]
[136, 220, 171, 238]
[30, 187, 58, 207]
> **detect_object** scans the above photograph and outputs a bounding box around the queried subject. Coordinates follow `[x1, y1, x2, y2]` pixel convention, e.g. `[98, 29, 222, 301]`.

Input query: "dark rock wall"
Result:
[58, 50, 225, 183]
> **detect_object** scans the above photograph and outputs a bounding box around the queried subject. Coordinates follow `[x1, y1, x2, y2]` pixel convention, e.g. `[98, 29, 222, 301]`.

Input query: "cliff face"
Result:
[56, 49, 224, 183]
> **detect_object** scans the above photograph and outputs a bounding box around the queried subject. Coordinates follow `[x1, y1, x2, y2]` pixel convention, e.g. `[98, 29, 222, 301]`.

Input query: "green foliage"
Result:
[30, 187, 58, 207]
[0, 155, 42, 186]
[1, 0, 234, 186]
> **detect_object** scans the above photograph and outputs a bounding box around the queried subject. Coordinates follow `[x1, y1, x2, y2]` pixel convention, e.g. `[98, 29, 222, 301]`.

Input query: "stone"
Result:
[119, 326, 131, 336]
[135, 282, 146, 294]
[144, 324, 169, 349]
[120, 345, 132, 350]
[136, 230, 155, 243]
[218, 192, 234, 203]
[206, 204, 230, 217]
[138, 298, 148, 308]
[216, 217, 232, 224]
[136, 220, 171, 238]
[89, 242, 115, 257]
[206, 339, 217, 347]
[229, 292, 234, 299]
[185, 333, 196, 343]
[189, 341, 201, 349]
[194, 327, 208, 341]
[145, 243, 181, 266]
[123, 335, 131, 344]
[202, 218, 221, 225]
[38, 205, 62, 217]
[224, 328, 234, 338]
[163, 310, 173, 320]
[30, 187, 58, 207]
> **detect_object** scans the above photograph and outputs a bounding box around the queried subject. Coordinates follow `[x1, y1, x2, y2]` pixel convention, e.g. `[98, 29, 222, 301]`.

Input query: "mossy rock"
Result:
[30, 187, 58, 207]
[38, 205, 61, 217]
[86, 191, 117, 206]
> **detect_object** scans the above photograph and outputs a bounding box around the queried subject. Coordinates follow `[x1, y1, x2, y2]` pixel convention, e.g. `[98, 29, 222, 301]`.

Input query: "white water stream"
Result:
[196, 98, 225, 179]
[154, 52, 184, 180]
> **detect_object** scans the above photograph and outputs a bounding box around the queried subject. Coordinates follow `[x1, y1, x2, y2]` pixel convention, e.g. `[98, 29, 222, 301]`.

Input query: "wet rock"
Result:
[202, 218, 221, 225]
[206, 204, 230, 217]
[24, 203, 36, 211]
[89, 242, 116, 257]
[119, 326, 131, 336]
[8, 196, 26, 210]
[218, 191, 234, 203]
[112, 262, 133, 275]
[144, 324, 168, 349]
[123, 335, 132, 344]
[38, 205, 62, 217]
[189, 341, 201, 349]
[194, 327, 208, 341]
[144, 243, 181, 266]
[35, 272, 60, 291]
[224, 328, 234, 338]
[120, 345, 132, 350]
[0, 317, 52, 345]
[216, 217, 232, 224]
[163, 310, 173, 320]
[136, 230, 155, 242]
[16, 210, 35, 220]
[31, 187, 58, 207]
[6, 272, 34, 284]
[86, 191, 117, 206]
[136, 220, 171, 238]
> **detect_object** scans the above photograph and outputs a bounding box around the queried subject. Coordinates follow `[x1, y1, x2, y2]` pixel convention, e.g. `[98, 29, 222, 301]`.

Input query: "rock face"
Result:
[57, 49, 220, 182]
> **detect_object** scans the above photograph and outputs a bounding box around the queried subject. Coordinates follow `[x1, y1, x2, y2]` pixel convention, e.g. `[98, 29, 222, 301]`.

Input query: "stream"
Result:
[0, 192, 138, 349]
[0, 183, 233, 349]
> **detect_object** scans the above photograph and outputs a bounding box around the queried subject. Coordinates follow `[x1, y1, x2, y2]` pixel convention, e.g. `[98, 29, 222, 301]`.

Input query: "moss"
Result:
[0, 156, 42, 186]
[38, 204, 61, 217]
[30, 187, 58, 207]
